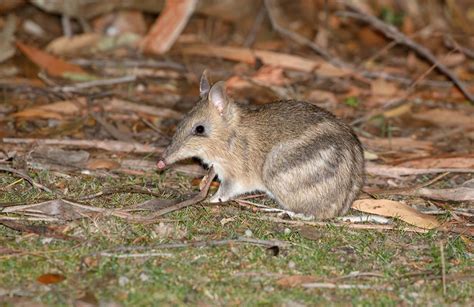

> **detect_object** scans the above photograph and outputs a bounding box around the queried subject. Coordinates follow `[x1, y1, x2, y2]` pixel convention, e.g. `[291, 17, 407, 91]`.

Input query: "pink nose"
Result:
[157, 160, 166, 169]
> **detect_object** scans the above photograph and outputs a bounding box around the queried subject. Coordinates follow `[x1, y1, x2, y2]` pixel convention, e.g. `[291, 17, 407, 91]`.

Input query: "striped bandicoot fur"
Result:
[158, 72, 365, 219]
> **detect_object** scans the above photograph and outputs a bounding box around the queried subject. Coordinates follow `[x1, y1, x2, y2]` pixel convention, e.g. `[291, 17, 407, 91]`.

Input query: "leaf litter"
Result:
[0, 1, 473, 304]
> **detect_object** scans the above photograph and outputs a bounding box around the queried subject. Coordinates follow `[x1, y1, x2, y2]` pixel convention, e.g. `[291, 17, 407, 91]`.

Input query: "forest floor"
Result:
[1, 1, 473, 306]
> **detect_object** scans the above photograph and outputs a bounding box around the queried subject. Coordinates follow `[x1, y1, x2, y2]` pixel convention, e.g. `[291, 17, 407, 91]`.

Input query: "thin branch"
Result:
[0, 166, 54, 194]
[140, 167, 216, 224]
[99, 237, 291, 256]
[339, 5, 474, 104]
[53, 75, 137, 92]
[264, 0, 338, 64]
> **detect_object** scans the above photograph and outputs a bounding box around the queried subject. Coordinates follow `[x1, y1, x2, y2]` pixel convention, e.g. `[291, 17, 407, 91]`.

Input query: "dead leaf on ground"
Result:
[37, 273, 65, 284]
[352, 199, 441, 229]
[16, 41, 92, 79]
[86, 159, 121, 170]
[276, 275, 317, 288]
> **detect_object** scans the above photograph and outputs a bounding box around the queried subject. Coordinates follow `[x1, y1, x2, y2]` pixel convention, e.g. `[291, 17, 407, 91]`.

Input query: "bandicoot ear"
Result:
[200, 70, 210, 98]
[208, 81, 229, 115]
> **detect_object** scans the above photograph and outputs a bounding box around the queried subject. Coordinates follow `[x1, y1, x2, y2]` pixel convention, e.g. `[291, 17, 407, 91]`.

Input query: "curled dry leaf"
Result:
[352, 199, 441, 229]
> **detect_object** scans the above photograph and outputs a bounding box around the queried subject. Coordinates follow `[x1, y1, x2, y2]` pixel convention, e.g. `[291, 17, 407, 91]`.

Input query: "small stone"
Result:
[284, 228, 291, 235]
[288, 261, 296, 269]
[244, 229, 253, 237]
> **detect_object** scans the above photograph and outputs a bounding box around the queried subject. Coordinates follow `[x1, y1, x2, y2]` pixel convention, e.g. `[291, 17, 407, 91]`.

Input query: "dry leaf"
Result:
[276, 275, 317, 288]
[37, 273, 65, 284]
[12, 98, 86, 119]
[16, 41, 89, 78]
[352, 199, 441, 229]
[87, 159, 121, 170]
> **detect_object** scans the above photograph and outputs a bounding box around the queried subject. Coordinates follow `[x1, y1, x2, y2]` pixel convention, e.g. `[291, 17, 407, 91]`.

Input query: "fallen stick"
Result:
[140, 167, 216, 224]
[339, 4, 474, 104]
[0, 166, 53, 194]
[1, 138, 162, 154]
[99, 236, 290, 256]
[53, 75, 137, 92]
[264, 0, 335, 63]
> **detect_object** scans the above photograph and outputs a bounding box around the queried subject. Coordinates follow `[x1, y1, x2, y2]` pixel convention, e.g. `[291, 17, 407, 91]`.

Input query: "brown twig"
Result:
[264, 0, 338, 64]
[90, 112, 134, 143]
[0, 166, 53, 194]
[99, 236, 290, 256]
[141, 167, 216, 224]
[339, 5, 474, 104]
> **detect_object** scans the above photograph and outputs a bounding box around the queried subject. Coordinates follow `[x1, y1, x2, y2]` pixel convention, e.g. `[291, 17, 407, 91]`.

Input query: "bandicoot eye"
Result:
[194, 125, 205, 135]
